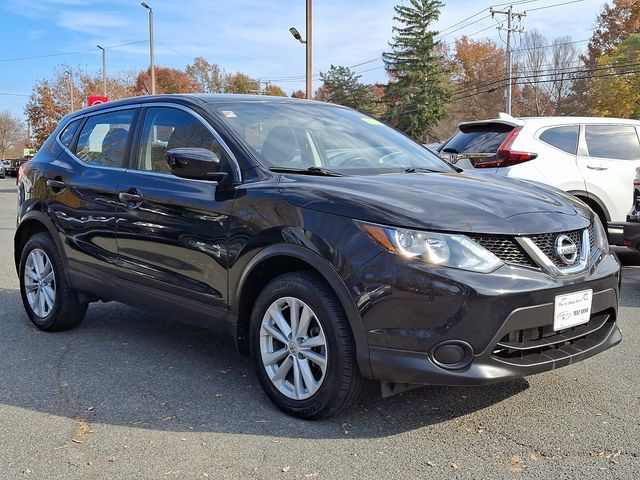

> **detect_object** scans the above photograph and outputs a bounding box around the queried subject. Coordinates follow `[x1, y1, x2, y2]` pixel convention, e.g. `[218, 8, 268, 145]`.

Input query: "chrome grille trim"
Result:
[516, 228, 590, 276]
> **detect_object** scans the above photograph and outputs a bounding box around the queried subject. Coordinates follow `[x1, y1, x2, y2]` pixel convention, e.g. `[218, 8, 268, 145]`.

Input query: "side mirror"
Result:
[166, 147, 228, 182]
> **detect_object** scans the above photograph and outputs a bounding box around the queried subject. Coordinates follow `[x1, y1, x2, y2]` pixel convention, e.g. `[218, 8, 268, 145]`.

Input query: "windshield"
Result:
[209, 102, 452, 174]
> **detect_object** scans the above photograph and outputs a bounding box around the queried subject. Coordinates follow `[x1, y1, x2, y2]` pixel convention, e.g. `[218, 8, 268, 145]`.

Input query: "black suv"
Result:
[15, 95, 621, 418]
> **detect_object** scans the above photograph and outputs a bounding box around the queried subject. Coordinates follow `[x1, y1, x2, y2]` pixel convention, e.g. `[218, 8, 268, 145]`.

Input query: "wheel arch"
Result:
[14, 212, 69, 281]
[568, 190, 610, 224]
[232, 244, 372, 378]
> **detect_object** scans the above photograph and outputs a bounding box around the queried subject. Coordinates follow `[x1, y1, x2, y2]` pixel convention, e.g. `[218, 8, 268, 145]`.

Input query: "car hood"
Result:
[277, 172, 591, 235]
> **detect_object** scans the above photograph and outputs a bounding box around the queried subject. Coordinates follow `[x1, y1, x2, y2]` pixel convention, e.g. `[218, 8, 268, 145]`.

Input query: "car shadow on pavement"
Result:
[0, 287, 529, 439]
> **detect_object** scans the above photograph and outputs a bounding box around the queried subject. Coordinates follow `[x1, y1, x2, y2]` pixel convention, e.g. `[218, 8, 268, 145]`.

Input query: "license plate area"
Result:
[553, 289, 593, 331]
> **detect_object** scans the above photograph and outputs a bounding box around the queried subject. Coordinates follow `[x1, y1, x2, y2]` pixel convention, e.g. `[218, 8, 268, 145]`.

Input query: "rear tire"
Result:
[19, 232, 87, 331]
[249, 272, 365, 419]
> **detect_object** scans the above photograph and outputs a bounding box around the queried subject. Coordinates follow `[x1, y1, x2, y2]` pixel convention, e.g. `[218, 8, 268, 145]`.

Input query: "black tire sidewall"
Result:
[19, 233, 75, 330]
[250, 273, 354, 419]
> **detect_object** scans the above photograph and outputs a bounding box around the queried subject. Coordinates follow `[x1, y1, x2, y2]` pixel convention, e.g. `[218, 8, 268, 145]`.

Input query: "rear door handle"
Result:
[119, 191, 143, 203]
[586, 165, 608, 171]
[46, 179, 67, 190]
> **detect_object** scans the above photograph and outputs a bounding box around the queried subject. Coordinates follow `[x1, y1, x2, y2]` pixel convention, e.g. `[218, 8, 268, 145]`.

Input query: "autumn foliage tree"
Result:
[185, 57, 226, 93]
[586, 0, 640, 67]
[133, 66, 200, 95]
[450, 36, 506, 121]
[264, 84, 287, 96]
[590, 34, 640, 118]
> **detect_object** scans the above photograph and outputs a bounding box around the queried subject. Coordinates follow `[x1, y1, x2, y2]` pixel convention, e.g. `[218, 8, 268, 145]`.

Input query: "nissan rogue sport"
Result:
[15, 95, 621, 418]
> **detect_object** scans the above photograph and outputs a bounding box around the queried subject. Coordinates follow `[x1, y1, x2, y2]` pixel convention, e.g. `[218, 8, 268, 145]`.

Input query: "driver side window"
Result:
[137, 107, 227, 174]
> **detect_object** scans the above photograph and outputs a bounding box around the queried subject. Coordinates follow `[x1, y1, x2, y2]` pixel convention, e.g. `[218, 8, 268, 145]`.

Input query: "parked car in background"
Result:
[0, 160, 5, 179]
[15, 95, 621, 418]
[623, 167, 640, 251]
[4, 159, 19, 176]
[438, 115, 640, 245]
[4, 158, 29, 177]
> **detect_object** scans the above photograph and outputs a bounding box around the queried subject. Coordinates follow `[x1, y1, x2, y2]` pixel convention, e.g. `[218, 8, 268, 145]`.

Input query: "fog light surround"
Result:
[430, 340, 474, 370]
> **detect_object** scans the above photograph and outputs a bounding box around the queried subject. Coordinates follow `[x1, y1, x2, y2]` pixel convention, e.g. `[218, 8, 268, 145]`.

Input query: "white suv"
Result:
[438, 114, 640, 245]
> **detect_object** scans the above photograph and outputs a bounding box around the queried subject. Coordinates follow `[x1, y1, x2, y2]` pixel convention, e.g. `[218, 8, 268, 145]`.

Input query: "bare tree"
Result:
[515, 30, 580, 116]
[516, 30, 552, 116]
[0, 111, 26, 159]
[548, 36, 580, 113]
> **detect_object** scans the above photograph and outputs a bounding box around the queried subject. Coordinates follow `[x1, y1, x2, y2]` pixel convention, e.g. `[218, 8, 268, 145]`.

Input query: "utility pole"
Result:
[97, 45, 107, 97]
[490, 5, 525, 115]
[65, 70, 74, 113]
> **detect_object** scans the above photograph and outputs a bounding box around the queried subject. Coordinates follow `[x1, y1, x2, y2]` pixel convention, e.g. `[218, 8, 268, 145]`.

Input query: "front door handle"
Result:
[587, 165, 608, 171]
[46, 179, 67, 190]
[118, 191, 143, 203]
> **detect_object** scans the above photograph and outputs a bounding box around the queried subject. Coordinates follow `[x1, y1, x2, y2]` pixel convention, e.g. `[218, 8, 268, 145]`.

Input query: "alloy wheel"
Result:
[24, 248, 56, 318]
[259, 296, 328, 400]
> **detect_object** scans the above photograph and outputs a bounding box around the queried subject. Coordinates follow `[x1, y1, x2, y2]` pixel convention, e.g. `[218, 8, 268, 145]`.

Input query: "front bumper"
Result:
[350, 250, 621, 386]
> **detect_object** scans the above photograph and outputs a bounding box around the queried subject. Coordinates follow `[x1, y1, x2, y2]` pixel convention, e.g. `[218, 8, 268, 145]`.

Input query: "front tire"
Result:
[19, 232, 87, 331]
[250, 272, 365, 419]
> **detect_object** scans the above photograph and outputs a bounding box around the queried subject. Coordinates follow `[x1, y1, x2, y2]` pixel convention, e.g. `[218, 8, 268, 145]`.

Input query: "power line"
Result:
[449, 59, 640, 99]
[438, 14, 493, 38]
[0, 40, 148, 63]
[0, 91, 30, 97]
[525, 0, 585, 12]
[512, 38, 588, 53]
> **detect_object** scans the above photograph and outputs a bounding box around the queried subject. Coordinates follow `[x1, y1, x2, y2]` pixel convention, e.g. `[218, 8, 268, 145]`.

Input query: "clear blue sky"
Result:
[0, 0, 605, 121]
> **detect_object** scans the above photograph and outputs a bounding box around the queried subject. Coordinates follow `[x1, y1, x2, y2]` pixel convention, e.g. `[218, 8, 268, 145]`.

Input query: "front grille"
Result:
[492, 311, 614, 366]
[529, 229, 583, 268]
[471, 225, 592, 270]
[468, 235, 538, 268]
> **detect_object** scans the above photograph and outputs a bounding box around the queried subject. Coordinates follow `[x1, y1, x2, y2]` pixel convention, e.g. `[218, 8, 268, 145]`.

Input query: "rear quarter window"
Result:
[538, 125, 579, 154]
[443, 124, 513, 154]
[59, 119, 82, 148]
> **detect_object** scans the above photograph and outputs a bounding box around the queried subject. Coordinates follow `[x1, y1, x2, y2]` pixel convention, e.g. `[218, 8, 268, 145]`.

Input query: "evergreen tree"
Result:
[317, 65, 378, 115]
[383, 0, 450, 141]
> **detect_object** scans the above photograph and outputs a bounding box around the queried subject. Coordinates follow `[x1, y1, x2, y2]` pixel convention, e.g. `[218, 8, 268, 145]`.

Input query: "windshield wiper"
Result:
[270, 167, 347, 177]
[403, 167, 443, 173]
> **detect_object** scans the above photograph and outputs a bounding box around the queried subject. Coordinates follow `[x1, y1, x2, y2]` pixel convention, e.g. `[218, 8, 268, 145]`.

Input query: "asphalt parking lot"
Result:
[0, 175, 638, 480]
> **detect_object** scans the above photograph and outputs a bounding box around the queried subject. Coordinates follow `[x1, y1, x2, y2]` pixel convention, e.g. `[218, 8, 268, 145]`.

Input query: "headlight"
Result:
[359, 222, 503, 273]
[592, 216, 610, 254]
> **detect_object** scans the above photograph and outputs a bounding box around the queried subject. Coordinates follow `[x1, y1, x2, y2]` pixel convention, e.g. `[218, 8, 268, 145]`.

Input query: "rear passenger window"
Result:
[585, 125, 640, 160]
[74, 110, 135, 168]
[59, 119, 81, 148]
[539, 126, 578, 154]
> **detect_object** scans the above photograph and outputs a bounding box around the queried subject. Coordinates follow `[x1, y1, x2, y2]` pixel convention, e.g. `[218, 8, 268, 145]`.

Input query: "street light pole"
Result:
[305, 0, 312, 99]
[141, 2, 156, 95]
[289, 0, 313, 99]
[97, 45, 107, 97]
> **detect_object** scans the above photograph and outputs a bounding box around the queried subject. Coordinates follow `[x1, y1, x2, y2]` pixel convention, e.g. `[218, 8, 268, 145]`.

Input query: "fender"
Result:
[567, 189, 611, 222]
[233, 243, 373, 378]
[14, 210, 71, 283]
